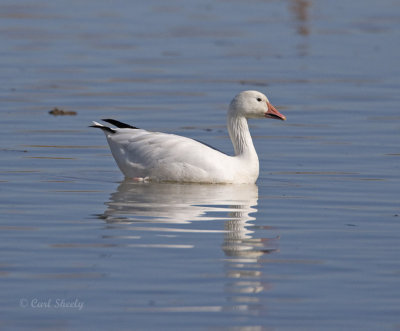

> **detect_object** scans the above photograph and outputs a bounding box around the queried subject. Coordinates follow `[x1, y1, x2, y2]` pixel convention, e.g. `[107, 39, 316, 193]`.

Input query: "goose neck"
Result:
[227, 115, 257, 157]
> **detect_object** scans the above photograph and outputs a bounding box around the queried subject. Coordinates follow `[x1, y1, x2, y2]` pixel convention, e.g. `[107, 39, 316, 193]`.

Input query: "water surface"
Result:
[1, 0, 399, 330]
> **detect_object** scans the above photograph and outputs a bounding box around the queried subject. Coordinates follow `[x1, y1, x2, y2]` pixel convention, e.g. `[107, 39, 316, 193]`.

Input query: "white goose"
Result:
[91, 90, 286, 184]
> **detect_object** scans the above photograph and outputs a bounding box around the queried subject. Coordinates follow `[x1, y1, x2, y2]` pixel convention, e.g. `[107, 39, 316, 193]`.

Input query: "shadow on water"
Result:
[97, 180, 279, 313]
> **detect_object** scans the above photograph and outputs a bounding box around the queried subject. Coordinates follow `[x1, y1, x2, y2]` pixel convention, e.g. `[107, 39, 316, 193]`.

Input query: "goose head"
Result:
[229, 90, 286, 121]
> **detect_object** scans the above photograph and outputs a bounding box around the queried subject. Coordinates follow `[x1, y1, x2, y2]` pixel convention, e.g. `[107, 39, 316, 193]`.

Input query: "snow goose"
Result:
[91, 90, 286, 184]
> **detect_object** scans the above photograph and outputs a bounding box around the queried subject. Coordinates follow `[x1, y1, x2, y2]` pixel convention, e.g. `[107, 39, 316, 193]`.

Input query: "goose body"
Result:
[91, 90, 286, 184]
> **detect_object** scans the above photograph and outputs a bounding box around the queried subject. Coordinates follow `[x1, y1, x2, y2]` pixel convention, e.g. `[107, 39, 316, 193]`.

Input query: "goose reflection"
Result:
[98, 180, 278, 311]
[99, 181, 259, 226]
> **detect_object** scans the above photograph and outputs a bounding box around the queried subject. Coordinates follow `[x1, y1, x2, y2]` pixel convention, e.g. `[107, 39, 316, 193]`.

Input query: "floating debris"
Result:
[49, 107, 77, 116]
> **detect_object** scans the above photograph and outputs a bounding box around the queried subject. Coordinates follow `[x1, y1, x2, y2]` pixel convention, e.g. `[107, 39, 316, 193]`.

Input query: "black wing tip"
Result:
[90, 125, 116, 134]
[102, 118, 139, 129]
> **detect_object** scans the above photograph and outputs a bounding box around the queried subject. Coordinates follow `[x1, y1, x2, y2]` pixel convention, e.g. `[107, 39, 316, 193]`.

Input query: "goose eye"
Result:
[256, 98, 262, 102]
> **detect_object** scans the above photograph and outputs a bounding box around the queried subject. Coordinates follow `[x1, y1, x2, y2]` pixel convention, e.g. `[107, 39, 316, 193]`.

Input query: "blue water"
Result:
[1, 0, 399, 330]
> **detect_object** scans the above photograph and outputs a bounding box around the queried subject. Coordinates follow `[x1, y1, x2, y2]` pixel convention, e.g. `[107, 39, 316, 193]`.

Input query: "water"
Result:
[1, 0, 399, 329]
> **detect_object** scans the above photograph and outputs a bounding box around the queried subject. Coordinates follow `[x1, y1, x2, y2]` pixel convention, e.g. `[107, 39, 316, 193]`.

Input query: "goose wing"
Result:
[93, 121, 232, 181]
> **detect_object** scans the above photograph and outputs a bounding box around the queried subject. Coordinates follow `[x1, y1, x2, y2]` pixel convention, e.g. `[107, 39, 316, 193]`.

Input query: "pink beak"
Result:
[265, 102, 286, 121]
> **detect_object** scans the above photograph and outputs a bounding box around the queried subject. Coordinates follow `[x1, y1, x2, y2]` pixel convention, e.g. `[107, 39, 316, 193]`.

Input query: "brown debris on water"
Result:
[49, 107, 77, 116]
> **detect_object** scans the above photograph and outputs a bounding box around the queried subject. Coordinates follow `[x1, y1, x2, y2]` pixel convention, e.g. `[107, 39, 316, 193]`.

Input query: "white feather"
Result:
[93, 90, 286, 184]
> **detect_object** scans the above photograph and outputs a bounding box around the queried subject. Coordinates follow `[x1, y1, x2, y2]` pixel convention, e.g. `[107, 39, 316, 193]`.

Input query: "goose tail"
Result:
[90, 121, 116, 134]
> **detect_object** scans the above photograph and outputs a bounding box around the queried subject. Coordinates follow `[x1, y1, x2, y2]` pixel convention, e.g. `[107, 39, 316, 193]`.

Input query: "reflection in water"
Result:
[290, 0, 311, 36]
[99, 181, 258, 225]
[289, 0, 312, 56]
[99, 180, 278, 313]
